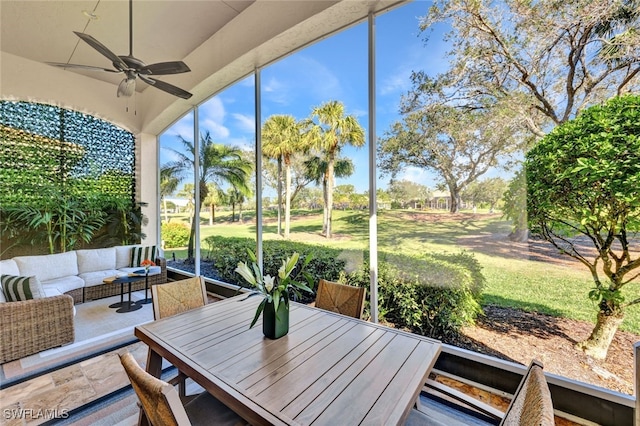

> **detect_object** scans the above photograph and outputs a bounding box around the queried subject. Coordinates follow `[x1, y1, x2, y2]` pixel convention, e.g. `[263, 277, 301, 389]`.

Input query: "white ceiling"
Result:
[1, 0, 254, 95]
[1, 0, 406, 134]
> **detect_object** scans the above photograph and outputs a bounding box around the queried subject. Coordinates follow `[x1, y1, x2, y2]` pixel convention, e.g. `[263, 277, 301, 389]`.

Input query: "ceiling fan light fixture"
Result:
[117, 77, 136, 98]
[50, 0, 193, 99]
[82, 10, 99, 20]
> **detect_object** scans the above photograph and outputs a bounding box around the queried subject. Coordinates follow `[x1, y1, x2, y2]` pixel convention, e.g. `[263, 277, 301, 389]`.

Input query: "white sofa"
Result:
[0, 245, 166, 304]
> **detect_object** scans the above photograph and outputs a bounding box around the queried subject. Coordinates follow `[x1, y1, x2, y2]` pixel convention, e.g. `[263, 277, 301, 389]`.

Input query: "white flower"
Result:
[235, 262, 256, 286]
[264, 275, 275, 292]
[278, 262, 286, 279]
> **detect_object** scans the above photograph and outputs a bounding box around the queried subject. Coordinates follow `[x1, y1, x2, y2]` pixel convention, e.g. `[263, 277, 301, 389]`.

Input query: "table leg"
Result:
[116, 279, 142, 313]
[109, 282, 126, 308]
[138, 274, 152, 305]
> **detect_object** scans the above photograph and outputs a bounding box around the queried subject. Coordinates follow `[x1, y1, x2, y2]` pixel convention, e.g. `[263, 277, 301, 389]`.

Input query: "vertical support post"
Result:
[255, 68, 264, 271]
[635, 341, 639, 426]
[193, 106, 200, 277]
[367, 12, 378, 323]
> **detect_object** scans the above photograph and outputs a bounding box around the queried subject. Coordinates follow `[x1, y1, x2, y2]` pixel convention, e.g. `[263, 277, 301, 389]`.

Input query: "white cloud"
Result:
[164, 114, 194, 139]
[263, 77, 290, 105]
[262, 55, 344, 109]
[232, 113, 255, 133]
[396, 166, 439, 186]
[380, 70, 412, 96]
[351, 108, 368, 119]
[159, 146, 183, 163]
[199, 96, 230, 140]
[297, 56, 342, 100]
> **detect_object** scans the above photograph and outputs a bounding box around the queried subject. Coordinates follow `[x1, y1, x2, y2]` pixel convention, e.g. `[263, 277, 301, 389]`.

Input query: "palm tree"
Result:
[163, 131, 253, 259]
[304, 155, 355, 236]
[203, 183, 225, 226]
[176, 184, 195, 226]
[308, 101, 365, 238]
[226, 186, 248, 222]
[160, 166, 180, 223]
[262, 115, 307, 239]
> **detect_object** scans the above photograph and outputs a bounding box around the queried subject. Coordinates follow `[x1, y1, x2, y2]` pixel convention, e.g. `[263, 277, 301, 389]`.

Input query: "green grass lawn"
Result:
[162, 208, 640, 334]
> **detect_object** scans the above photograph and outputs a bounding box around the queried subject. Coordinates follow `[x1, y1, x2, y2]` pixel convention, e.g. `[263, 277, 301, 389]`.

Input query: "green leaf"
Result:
[249, 298, 267, 329]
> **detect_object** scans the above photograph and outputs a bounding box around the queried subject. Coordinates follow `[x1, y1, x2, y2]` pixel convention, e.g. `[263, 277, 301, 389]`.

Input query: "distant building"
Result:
[428, 190, 468, 210]
[163, 197, 191, 213]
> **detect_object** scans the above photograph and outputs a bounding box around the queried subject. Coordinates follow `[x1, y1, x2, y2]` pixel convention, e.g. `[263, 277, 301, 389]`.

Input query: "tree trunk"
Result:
[576, 310, 624, 359]
[322, 178, 329, 235]
[326, 156, 335, 238]
[448, 185, 460, 213]
[284, 159, 291, 239]
[187, 205, 200, 260]
[209, 203, 214, 226]
[163, 198, 169, 223]
[277, 157, 282, 236]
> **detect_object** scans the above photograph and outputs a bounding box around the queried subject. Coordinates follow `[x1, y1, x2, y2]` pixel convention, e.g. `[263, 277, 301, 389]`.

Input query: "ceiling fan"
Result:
[47, 0, 193, 99]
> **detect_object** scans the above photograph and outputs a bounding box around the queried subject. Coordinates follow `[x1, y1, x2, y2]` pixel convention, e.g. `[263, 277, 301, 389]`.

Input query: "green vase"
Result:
[262, 298, 289, 339]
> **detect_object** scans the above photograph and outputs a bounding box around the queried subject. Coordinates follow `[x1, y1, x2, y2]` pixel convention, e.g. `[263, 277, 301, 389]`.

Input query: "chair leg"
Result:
[168, 371, 188, 397]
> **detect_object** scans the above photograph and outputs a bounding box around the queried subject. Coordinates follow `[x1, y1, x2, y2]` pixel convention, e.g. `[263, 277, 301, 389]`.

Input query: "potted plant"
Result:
[235, 249, 313, 339]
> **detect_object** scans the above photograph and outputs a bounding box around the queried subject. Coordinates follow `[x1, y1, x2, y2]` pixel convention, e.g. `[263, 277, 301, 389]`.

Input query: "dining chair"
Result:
[499, 359, 554, 426]
[151, 276, 208, 321]
[407, 359, 554, 426]
[119, 352, 246, 426]
[151, 276, 208, 397]
[315, 279, 366, 319]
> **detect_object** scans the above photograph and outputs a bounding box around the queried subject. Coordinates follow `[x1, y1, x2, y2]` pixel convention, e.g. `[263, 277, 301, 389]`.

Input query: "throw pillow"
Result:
[130, 245, 157, 267]
[1, 274, 45, 301]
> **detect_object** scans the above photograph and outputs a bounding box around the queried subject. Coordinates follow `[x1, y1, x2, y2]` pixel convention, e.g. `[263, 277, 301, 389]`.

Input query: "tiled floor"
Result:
[0, 342, 148, 426]
[0, 294, 224, 426]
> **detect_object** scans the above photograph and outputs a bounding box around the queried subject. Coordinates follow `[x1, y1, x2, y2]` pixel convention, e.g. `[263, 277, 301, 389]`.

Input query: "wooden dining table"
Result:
[134, 294, 441, 426]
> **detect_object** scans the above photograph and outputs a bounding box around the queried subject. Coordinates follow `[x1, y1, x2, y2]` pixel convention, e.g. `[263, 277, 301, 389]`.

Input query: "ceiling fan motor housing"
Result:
[118, 55, 148, 73]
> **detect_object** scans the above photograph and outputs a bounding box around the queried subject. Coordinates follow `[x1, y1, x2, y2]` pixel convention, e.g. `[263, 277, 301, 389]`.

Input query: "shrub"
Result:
[161, 222, 190, 248]
[203, 236, 346, 303]
[344, 250, 484, 339]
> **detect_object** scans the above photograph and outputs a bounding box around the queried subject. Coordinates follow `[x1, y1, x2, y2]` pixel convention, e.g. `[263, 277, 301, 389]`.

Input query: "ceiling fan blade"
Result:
[139, 75, 192, 99]
[140, 61, 191, 75]
[46, 62, 121, 73]
[73, 31, 128, 70]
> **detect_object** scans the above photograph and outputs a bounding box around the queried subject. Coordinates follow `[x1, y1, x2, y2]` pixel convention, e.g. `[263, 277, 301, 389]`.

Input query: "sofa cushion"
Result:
[1, 274, 46, 301]
[42, 287, 63, 297]
[41, 276, 85, 294]
[0, 259, 20, 276]
[80, 269, 122, 287]
[0, 282, 5, 303]
[77, 247, 116, 274]
[115, 245, 137, 269]
[14, 251, 79, 283]
[130, 245, 157, 267]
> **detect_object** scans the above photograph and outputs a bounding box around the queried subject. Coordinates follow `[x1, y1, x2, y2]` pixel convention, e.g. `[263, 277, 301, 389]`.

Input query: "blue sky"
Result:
[160, 1, 453, 196]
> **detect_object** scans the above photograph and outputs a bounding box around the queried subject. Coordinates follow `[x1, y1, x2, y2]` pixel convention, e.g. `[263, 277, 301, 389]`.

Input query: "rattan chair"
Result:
[408, 359, 554, 426]
[500, 360, 554, 426]
[119, 352, 245, 426]
[151, 276, 208, 397]
[315, 279, 365, 319]
[151, 276, 208, 321]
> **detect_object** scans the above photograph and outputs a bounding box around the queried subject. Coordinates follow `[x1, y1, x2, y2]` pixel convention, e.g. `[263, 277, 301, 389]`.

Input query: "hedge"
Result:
[344, 250, 484, 339]
[203, 236, 347, 303]
[161, 222, 190, 248]
[202, 236, 484, 338]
